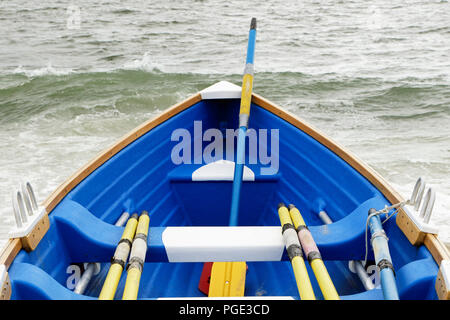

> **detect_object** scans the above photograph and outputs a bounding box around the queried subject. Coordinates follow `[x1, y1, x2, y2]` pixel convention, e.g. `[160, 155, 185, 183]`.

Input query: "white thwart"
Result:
[162, 226, 284, 262]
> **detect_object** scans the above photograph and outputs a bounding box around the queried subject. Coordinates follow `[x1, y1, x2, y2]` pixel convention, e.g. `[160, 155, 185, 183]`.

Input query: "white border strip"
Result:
[162, 227, 284, 262]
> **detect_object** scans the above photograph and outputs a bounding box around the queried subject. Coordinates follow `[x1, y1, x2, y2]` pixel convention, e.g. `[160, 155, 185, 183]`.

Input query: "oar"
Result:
[229, 17, 257, 226]
[288, 204, 340, 300]
[122, 211, 150, 300]
[367, 208, 399, 300]
[99, 213, 138, 300]
[74, 212, 130, 295]
[208, 18, 257, 297]
[278, 204, 316, 300]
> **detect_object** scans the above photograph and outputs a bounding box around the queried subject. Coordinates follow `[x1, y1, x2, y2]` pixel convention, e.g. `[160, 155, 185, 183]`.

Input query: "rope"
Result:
[362, 201, 407, 268]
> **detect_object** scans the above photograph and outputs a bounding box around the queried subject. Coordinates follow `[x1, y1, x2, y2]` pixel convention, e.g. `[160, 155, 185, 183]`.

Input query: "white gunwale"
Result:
[1, 88, 449, 275]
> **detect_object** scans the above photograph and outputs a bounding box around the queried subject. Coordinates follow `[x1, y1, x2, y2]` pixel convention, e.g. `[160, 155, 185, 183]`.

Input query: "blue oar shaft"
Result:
[229, 127, 247, 226]
[368, 208, 399, 300]
[246, 25, 256, 64]
[229, 18, 256, 226]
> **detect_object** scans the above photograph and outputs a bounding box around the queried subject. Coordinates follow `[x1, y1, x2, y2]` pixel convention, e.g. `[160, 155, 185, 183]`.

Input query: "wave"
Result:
[121, 52, 165, 73]
[7, 52, 166, 78]
[12, 63, 73, 77]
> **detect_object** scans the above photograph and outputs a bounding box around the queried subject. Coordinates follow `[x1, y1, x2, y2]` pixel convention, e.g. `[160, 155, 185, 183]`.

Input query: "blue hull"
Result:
[6, 89, 440, 300]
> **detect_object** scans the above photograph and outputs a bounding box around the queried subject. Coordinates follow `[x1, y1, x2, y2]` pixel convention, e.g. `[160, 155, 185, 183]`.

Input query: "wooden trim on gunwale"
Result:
[1, 90, 448, 273]
[0, 239, 21, 269]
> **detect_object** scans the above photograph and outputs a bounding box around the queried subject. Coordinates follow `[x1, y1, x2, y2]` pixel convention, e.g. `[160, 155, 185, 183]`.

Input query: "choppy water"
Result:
[1, 0, 449, 249]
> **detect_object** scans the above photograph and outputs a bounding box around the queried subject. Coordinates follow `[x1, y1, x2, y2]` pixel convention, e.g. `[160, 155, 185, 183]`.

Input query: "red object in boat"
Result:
[198, 262, 213, 295]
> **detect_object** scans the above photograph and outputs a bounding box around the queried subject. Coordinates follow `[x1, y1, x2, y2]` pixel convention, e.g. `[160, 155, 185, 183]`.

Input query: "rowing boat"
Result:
[1, 80, 449, 300]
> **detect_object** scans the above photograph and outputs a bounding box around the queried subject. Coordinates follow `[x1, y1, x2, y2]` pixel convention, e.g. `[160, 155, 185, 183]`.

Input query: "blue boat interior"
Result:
[7, 98, 439, 300]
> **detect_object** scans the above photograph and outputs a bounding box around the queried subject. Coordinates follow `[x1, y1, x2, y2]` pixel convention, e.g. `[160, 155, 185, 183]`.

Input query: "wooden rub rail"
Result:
[436, 260, 450, 300]
[0, 265, 11, 300]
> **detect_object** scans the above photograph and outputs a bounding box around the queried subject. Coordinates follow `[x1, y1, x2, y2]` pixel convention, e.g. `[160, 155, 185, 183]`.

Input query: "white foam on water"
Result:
[13, 62, 73, 77]
[121, 52, 165, 73]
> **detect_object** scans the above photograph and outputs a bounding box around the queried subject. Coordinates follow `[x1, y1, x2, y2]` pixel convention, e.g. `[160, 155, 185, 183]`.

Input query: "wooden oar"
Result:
[208, 18, 257, 297]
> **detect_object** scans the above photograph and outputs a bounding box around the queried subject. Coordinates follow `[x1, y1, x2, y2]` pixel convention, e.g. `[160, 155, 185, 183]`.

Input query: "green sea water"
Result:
[0, 0, 449, 246]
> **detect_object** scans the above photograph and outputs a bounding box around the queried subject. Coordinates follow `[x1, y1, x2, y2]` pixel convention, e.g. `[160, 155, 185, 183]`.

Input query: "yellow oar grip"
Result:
[288, 206, 306, 229]
[122, 215, 138, 241]
[311, 259, 340, 300]
[239, 73, 253, 117]
[136, 212, 150, 236]
[278, 205, 292, 226]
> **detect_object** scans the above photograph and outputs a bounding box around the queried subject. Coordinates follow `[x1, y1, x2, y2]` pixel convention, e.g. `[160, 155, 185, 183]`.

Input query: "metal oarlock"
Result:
[396, 177, 439, 245]
[12, 190, 26, 228]
[22, 182, 38, 211]
[11, 181, 41, 228]
[9, 181, 50, 251]
[419, 188, 435, 224]
[410, 177, 426, 211]
[405, 177, 436, 223]
[396, 178, 439, 245]
[408, 177, 436, 224]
